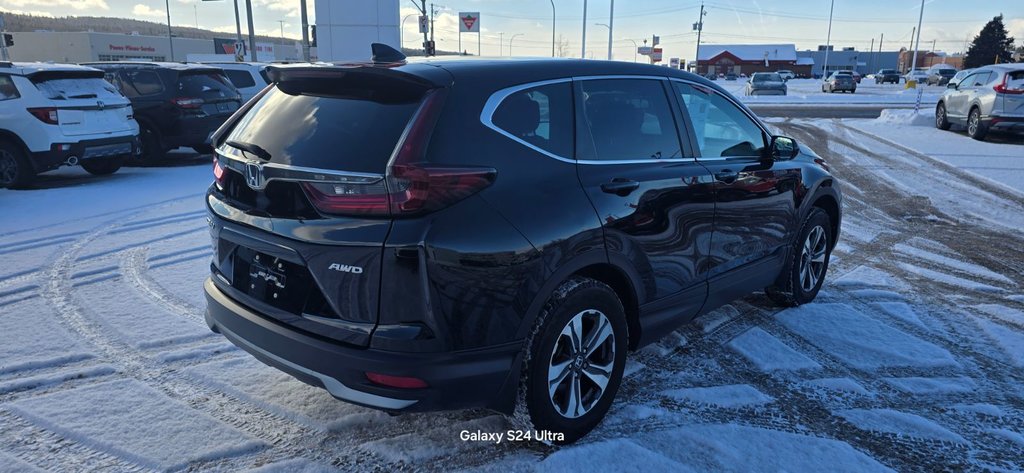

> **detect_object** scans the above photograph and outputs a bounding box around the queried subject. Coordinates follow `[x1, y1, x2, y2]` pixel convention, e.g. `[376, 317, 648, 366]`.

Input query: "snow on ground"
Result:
[1, 120, 1024, 472]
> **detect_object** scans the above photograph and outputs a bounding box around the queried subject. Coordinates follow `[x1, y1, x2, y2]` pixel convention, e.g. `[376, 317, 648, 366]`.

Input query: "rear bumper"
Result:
[29, 134, 139, 173]
[986, 116, 1024, 131]
[204, 277, 523, 413]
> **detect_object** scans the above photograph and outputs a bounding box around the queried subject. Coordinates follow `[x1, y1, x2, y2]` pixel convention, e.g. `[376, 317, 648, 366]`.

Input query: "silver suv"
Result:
[935, 64, 1024, 141]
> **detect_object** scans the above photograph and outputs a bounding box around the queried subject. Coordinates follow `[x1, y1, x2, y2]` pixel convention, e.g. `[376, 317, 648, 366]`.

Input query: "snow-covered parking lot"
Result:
[1, 115, 1023, 472]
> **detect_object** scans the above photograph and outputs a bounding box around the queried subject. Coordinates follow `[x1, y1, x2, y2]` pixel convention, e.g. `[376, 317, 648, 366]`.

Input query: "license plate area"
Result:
[232, 246, 311, 314]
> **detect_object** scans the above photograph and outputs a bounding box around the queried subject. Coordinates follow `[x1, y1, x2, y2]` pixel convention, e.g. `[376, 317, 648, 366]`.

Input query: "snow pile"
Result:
[875, 108, 934, 127]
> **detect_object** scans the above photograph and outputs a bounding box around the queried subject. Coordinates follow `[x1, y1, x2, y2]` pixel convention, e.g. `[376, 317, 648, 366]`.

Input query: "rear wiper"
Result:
[226, 140, 272, 161]
[69, 93, 98, 99]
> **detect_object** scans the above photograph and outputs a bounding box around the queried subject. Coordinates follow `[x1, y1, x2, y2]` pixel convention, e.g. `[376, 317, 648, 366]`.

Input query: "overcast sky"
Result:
[2, 0, 1022, 61]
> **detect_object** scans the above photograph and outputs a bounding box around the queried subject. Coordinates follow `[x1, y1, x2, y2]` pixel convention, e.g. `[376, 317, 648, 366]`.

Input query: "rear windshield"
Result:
[221, 84, 422, 173]
[33, 77, 123, 101]
[223, 69, 256, 89]
[881, 70, 897, 74]
[753, 73, 782, 82]
[178, 72, 238, 99]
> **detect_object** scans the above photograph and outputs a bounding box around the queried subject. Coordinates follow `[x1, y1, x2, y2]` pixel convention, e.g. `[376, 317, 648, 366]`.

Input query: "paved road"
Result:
[748, 104, 918, 119]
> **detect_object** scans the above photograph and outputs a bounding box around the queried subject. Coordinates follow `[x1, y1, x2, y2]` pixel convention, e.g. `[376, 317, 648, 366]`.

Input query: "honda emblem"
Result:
[245, 161, 265, 189]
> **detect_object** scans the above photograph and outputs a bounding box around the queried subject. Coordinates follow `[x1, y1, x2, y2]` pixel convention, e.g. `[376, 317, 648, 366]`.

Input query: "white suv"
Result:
[198, 62, 270, 103]
[0, 62, 139, 188]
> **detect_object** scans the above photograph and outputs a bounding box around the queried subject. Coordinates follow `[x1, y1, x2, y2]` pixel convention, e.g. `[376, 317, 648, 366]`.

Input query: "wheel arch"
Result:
[809, 189, 840, 249]
[0, 128, 31, 156]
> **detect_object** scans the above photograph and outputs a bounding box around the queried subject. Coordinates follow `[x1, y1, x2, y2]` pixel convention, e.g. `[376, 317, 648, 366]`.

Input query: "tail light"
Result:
[27, 107, 59, 124]
[993, 74, 1024, 95]
[212, 156, 227, 187]
[171, 97, 204, 108]
[301, 88, 496, 217]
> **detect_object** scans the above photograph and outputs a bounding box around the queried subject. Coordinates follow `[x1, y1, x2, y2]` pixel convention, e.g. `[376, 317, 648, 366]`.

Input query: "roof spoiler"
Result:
[371, 43, 406, 64]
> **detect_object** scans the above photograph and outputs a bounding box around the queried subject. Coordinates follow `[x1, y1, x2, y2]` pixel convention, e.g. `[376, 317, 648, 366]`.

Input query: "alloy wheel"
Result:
[0, 149, 17, 186]
[547, 309, 616, 419]
[936, 105, 945, 127]
[968, 112, 979, 136]
[799, 226, 828, 292]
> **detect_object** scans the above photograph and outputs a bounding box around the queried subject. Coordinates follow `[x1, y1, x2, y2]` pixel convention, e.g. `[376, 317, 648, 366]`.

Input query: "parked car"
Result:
[850, 71, 862, 83]
[704, 72, 717, 81]
[948, 68, 974, 88]
[198, 62, 270, 103]
[904, 69, 929, 84]
[874, 69, 900, 84]
[776, 70, 795, 81]
[822, 71, 856, 93]
[0, 62, 138, 188]
[725, 72, 738, 80]
[203, 44, 843, 444]
[926, 68, 957, 86]
[83, 62, 242, 161]
[935, 64, 1024, 140]
[745, 72, 787, 95]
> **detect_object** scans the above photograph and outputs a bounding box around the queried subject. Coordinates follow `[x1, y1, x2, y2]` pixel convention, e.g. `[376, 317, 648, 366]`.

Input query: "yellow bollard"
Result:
[906, 79, 917, 89]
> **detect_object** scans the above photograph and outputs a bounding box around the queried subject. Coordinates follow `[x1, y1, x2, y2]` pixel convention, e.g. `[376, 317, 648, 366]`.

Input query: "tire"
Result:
[935, 103, 951, 130]
[765, 207, 833, 307]
[515, 277, 628, 445]
[138, 123, 165, 164]
[967, 107, 988, 141]
[80, 155, 125, 176]
[0, 140, 35, 189]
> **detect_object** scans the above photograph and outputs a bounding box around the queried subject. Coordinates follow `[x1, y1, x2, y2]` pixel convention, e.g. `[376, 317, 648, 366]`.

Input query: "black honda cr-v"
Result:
[204, 45, 842, 444]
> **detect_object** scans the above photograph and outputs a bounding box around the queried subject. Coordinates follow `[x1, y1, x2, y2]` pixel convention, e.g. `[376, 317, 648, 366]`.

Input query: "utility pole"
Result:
[931, 38, 936, 53]
[278, 20, 285, 40]
[693, 3, 706, 73]
[0, 14, 9, 61]
[606, 0, 614, 61]
[822, 0, 834, 79]
[430, 3, 436, 51]
[908, 27, 915, 50]
[165, 0, 175, 61]
[549, 0, 556, 57]
[910, 0, 924, 74]
[868, 37, 874, 72]
[412, 0, 428, 56]
[299, 0, 310, 61]
[232, 0, 243, 50]
[499, 32, 503, 56]
[581, 0, 587, 58]
[245, 0, 256, 61]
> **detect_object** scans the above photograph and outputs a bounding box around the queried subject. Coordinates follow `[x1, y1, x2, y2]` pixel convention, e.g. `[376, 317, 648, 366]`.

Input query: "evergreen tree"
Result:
[964, 14, 1015, 68]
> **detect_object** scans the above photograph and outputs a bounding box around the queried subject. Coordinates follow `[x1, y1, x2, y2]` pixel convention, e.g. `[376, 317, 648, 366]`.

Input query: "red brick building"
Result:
[695, 44, 810, 76]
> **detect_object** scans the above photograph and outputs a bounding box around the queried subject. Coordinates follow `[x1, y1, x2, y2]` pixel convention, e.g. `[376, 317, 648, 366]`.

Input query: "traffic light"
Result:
[424, 40, 436, 56]
[2, 34, 12, 47]
[310, 25, 316, 47]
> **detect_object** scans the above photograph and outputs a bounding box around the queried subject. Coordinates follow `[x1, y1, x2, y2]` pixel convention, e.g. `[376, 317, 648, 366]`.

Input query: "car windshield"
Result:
[753, 73, 782, 82]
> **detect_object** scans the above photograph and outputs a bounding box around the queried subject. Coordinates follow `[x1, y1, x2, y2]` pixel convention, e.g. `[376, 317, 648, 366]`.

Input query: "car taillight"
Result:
[993, 75, 1024, 95]
[27, 107, 59, 124]
[171, 97, 204, 108]
[301, 88, 496, 217]
[212, 156, 227, 187]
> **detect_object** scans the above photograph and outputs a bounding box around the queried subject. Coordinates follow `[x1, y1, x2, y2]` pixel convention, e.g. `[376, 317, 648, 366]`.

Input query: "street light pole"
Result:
[509, 33, 523, 56]
[822, 0, 834, 79]
[245, 0, 256, 61]
[401, 14, 414, 47]
[581, 0, 587, 58]
[165, 0, 175, 61]
[299, 0, 309, 61]
[595, 23, 610, 60]
[626, 38, 638, 62]
[606, 0, 614, 61]
[549, 0, 556, 57]
[910, 0, 924, 75]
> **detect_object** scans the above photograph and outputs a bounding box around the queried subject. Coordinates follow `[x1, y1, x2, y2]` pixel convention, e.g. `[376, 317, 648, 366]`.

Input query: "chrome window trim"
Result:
[480, 75, 700, 166]
[216, 145, 384, 190]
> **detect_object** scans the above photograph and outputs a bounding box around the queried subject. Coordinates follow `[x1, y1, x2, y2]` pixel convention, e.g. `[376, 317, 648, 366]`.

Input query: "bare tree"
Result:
[555, 34, 571, 58]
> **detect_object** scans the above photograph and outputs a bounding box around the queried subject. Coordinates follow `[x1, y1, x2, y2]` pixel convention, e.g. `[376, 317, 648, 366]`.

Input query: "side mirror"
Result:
[768, 135, 799, 160]
[947, 82, 958, 89]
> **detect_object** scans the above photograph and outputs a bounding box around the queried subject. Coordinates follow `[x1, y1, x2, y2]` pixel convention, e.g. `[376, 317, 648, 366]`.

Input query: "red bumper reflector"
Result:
[366, 372, 428, 389]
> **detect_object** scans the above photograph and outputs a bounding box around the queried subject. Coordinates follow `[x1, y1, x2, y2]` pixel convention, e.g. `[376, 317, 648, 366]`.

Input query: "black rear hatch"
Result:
[209, 64, 448, 347]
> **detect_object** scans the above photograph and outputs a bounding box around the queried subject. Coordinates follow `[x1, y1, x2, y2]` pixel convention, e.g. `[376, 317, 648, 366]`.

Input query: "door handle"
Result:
[600, 178, 640, 196]
[714, 170, 739, 184]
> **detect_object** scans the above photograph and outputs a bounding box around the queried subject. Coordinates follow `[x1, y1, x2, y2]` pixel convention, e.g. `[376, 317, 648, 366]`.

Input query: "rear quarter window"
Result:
[178, 72, 238, 99]
[491, 82, 573, 158]
[223, 69, 257, 89]
[0, 76, 19, 101]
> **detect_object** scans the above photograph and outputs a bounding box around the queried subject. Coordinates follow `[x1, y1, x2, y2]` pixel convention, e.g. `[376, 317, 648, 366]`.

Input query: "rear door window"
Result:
[221, 84, 423, 173]
[223, 69, 256, 89]
[674, 82, 766, 158]
[0, 76, 19, 100]
[178, 72, 238, 99]
[577, 79, 682, 161]
[491, 82, 573, 158]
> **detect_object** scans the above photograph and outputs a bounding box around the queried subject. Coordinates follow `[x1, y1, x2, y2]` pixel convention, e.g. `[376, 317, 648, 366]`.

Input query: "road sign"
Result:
[637, 46, 653, 55]
[459, 12, 480, 33]
[651, 48, 663, 62]
[670, 57, 680, 68]
[652, 35, 660, 46]
[419, 15, 429, 34]
[233, 41, 246, 60]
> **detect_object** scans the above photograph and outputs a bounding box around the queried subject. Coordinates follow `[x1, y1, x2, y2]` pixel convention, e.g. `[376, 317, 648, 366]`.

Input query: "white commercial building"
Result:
[315, 0, 400, 62]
